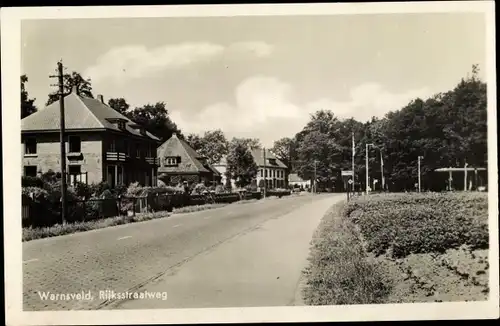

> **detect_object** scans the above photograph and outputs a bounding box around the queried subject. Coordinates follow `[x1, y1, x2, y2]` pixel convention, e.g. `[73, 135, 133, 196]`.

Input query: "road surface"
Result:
[23, 193, 342, 310]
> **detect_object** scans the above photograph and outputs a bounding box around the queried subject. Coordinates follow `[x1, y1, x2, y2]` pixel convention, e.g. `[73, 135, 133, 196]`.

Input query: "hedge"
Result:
[346, 192, 489, 258]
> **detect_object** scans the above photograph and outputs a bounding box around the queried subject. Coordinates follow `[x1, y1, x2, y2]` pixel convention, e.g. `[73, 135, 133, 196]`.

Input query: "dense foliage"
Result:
[292, 66, 487, 192]
[226, 138, 259, 187]
[187, 129, 229, 165]
[345, 192, 488, 258]
[21, 74, 38, 119]
[46, 71, 94, 106]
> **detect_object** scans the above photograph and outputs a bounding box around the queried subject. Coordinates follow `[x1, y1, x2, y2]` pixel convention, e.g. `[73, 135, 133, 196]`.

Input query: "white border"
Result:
[2, 2, 498, 325]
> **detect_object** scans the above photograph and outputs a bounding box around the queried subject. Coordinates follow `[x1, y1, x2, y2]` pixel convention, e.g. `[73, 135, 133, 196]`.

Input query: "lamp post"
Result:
[418, 156, 423, 193]
[365, 143, 374, 194]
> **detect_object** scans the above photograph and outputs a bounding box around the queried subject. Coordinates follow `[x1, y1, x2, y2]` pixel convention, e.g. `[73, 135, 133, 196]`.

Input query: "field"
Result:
[302, 192, 489, 305]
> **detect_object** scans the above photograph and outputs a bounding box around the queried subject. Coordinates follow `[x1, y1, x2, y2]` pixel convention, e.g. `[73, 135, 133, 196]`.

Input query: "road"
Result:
[23, 193, 342, 310]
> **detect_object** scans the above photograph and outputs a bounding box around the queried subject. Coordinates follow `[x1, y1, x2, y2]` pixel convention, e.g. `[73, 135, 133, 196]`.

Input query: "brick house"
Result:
[157, 133, 221, 186]
[21, 87, 161, 187]
[214, 148, 288, 189]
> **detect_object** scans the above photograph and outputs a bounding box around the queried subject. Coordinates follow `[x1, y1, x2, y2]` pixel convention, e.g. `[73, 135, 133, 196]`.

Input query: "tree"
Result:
[125, 102, 183, 141]
[21, 74, 37, 119]
[187, 130, 229, 164]
[108, 98, 130, 114]
[187, 133, 203, 151]
[226, 138, 259, 188]
[271, 137, 295, 170]
[230, 137, 262, 150]
[46, 71, 93, 106]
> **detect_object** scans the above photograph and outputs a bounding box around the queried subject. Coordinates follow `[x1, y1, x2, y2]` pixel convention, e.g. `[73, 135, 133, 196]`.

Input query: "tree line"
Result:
[21, 65, 487, 191]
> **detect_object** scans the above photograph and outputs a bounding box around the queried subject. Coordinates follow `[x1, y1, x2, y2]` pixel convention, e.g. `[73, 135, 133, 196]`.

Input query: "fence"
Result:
[22, 190, 291, 228]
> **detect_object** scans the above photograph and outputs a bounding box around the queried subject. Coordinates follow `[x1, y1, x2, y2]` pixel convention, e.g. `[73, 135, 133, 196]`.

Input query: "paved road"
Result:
[23, 193, 342, 310]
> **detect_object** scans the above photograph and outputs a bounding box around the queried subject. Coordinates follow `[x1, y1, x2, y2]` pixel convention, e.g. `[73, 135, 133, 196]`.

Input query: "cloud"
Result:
[171, 77, 432, 148]
[85, 41, 273, 83]
[306, 83, 432, 122]
[229, 41, 274, 58]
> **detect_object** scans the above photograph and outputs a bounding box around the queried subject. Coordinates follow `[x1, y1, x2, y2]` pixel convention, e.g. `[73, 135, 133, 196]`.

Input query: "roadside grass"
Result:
[23, 200, 257, 242]
[22, 211, 170, 242]
[302, 202, 392, 305]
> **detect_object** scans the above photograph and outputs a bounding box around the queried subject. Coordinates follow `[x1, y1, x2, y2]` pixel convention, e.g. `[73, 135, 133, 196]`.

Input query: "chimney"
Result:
[172, 132, 177, 138]
[97, 94, 104, 103]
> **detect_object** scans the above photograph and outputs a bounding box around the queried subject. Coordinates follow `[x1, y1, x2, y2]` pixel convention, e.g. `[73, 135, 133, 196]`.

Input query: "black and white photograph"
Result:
[2, 2, 498, 324]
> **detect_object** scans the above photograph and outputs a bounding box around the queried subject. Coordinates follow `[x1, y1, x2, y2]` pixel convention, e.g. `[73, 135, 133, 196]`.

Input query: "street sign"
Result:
[341, 170, 353, 176]
[348, 179, 353, 185]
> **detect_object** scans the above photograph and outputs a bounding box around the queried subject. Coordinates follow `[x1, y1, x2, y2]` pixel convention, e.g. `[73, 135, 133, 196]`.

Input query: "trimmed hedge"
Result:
[346, 192, 489, 258]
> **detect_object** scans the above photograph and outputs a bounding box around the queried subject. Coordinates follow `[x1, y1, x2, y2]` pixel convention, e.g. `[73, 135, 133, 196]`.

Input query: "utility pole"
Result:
[263, 147, 267, 198]
[380, 148, 385, 192]
[314, 160, 317, 194]
[418, 156, 423, 193]
[352, 131, 355, 193]
[365, 143, 373, 195]
[49, 60, 68, 224]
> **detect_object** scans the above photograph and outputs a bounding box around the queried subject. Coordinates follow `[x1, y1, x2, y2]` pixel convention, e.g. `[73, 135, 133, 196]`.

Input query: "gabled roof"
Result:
[289, 173, 308, 183]
[21, 91, 159, 141]
[158, 133, 220, 174]
[215, 148, 288, 169]
[250, 148, 288, 169]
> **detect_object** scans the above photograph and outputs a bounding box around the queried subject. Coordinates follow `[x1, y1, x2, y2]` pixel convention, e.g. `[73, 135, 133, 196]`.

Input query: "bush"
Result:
[22, 176, 45, 188]
[346, 192, 489, 258]
[191, 182, 207, 195]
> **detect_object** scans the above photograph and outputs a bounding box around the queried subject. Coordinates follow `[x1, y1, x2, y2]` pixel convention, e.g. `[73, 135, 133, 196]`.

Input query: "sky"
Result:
[21, 13, 486, 147]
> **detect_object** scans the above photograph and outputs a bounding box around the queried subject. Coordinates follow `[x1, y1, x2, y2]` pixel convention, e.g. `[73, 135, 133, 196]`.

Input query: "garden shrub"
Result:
[22, 176, 45, 188]
[346, 192, 489, 258]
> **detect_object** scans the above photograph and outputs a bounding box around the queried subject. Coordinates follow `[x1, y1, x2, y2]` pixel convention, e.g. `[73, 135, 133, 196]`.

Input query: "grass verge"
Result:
[302, 201, 392, 305]
[23, 201, 243, 242]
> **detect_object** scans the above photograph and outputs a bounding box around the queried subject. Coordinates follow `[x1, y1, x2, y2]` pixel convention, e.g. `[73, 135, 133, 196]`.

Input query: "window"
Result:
[265, 169, 268, 178]
[147, 144, 152, 157]
[136, 142, 141, 158]
[68, 165, 82, 185]
[24, 165, 37, 177]
[118, 121, 126, 130]
[273, 170, 276, 178]
[124, 139, 129, 155]
[117, 166, 123, 185]
[68, 165, 81, 175]
[68, 136, 81, 153]
[164, 157, 178, 166]
[25, 137, 37, 155]
[109, 139, 116, 152]
[260, 169, 263, 177]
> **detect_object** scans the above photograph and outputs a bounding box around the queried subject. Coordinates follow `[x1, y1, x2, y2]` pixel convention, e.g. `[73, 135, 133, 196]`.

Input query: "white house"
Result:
[214, 148, 288, 190]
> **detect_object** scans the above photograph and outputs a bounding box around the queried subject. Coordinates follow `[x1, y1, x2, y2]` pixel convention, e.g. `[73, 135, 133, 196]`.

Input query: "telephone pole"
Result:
[263, 147, 267, 198]
[366, 143, 374, 194]
[49, 61, 68, 224]
[351, 132, 355, 193]
[380, 148, 385, 191]
[418, 156, 423, 193]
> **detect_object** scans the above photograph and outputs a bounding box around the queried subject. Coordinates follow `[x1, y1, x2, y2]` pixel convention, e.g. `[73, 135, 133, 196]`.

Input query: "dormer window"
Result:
[106, 118, 128, 130]
[268, 158, 277, 165]
[164, 156, 180, 166]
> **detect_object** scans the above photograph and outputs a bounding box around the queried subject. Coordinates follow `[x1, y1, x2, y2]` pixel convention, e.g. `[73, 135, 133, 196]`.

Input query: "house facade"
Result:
[21, 88, 160, 188]
[214, 148, 288, 189]
[157, 133, 221, 186]
[288, 173, 310, 189]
